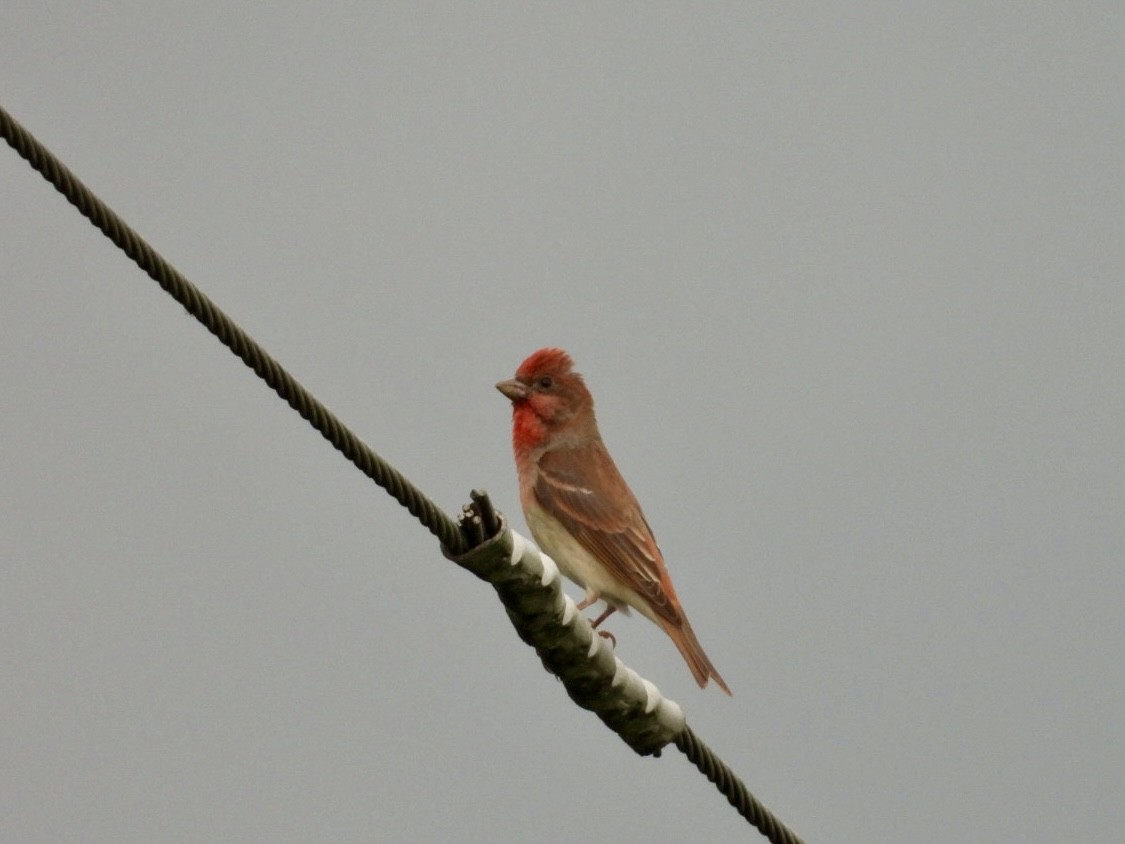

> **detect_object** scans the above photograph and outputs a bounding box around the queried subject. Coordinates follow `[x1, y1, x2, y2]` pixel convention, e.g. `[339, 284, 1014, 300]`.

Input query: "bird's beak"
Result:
[496, 378, 528, 401]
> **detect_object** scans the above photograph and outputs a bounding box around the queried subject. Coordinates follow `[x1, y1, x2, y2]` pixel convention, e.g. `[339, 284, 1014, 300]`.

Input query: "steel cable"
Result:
[675, 725, 806, 844]
[1, 103, 466, 555]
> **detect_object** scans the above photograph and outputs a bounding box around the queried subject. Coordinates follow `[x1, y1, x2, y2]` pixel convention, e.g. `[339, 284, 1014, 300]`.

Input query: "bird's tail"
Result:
[661, 615, 732, 695]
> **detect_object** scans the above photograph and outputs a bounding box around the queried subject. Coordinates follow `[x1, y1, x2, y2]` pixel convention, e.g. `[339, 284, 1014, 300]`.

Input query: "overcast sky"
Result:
[3, 4, 1123, 842]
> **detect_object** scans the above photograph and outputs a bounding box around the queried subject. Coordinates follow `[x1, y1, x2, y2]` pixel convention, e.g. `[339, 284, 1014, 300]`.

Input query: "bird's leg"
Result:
[590, 604, 617, 648]
[575, 592, 617, 646]
[590, 605, 617, 628]
[575, 589, 598, 612]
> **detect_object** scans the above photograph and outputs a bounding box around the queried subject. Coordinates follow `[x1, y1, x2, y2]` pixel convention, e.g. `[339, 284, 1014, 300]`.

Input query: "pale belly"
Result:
[524, 504, 659, 625]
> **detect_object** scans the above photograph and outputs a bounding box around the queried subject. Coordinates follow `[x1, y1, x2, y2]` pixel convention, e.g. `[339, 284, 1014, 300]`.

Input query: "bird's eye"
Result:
[537, 375, 553, 389]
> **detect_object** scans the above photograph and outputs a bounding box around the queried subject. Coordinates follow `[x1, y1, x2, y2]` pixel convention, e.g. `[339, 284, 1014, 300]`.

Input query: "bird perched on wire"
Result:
[497, 348, 731, 694]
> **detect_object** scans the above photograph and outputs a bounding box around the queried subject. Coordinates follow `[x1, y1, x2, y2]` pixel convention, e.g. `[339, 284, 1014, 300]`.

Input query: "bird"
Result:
[496, 347, 731, 694]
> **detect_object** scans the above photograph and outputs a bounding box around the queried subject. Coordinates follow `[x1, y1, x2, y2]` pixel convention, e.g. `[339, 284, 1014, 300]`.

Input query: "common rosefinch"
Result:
[497, 348, 731, 694]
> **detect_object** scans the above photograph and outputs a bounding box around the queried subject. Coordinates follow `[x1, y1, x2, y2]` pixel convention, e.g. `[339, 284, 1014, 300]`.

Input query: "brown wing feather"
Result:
[534, 443, 682, 624]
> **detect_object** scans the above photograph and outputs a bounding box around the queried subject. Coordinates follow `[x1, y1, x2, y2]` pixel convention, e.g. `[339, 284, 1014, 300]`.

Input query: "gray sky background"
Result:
[3, 5, 1123, 842]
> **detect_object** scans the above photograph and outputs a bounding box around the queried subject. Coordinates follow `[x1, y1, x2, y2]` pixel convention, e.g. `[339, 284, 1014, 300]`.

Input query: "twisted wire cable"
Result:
[675, 725, 806, 844]
[1, 103, 466, 555]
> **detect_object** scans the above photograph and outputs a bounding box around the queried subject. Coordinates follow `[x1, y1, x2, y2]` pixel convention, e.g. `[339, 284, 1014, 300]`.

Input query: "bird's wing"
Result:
[534, 443, 682, 624]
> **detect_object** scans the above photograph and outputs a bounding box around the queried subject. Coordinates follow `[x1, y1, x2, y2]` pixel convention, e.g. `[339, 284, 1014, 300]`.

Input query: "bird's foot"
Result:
[597, 629, 617, 648]
[589, 605, 617, 629]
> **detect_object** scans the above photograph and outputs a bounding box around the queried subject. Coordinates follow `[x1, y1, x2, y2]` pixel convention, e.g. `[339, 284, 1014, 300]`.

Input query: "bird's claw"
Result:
[597, 629, 617, 648]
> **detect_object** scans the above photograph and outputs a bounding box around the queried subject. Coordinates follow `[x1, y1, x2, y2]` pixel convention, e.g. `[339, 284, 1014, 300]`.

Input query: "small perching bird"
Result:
[497, 348, 731, 695]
